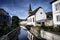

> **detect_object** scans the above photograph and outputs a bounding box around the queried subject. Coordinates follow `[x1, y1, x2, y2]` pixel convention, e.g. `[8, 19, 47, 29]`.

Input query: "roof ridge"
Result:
[33, 7, 42, 11]
[32, 7, 42, 14]
[28, 6, 43, 17]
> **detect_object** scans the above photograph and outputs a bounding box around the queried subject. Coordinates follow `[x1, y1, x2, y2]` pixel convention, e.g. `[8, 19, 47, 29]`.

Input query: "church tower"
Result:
[28, 4, 32, 16]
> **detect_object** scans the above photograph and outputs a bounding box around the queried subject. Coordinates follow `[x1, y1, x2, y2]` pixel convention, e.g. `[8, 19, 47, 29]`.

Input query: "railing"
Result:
[0, 27, 20, 40]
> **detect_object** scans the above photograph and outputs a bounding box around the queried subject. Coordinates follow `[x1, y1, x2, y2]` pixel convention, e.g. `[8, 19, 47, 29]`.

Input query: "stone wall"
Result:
[0, 27, 20, 40]
[45, 20, 53, 26]
[27, 31, 34, 40]
[41, 30, 60, 40]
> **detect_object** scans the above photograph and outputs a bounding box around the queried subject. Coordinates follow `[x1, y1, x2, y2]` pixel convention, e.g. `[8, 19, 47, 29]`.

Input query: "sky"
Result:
[0, 0, 52, 19]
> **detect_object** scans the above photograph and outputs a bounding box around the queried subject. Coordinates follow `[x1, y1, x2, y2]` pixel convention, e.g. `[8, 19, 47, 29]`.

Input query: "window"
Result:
[40, 12, 42, 14]
[55, 3, 58, 11]
[33, 18, 34, 22]
[37, 22, 41, 24]
[57, 15, 60, 21]
[55, 2, 60, 11]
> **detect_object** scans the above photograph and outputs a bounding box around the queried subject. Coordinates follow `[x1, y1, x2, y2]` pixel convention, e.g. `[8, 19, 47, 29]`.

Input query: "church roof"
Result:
[28, 7, 42, 17]
[32, 7, 42, 15]
[50, 0, 57, 4]
[0, 8, 9, 16]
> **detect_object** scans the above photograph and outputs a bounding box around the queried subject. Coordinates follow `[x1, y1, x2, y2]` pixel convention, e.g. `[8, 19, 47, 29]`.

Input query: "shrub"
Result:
[37, 26, 42, 33]
[54, 25, 60, 32]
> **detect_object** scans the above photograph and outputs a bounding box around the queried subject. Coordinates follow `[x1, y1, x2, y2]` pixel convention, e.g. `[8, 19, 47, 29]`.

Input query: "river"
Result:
[18, 27, 28, 40]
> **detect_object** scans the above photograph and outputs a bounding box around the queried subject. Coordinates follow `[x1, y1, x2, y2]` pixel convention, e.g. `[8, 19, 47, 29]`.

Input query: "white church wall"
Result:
[27, 15, 36, 26]
[36, 8, 46, 22]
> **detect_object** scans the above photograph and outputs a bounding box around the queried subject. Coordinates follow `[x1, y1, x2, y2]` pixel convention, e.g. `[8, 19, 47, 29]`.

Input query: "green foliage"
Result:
[37, 26, 41, 33]
[12, 16, 20, 27]
[40, 25, 60, 34]
[0, 16, 20, 37]
[0, 26, 9, 37]
[54, 25, 60, 32]
[43, 26, 54, 31]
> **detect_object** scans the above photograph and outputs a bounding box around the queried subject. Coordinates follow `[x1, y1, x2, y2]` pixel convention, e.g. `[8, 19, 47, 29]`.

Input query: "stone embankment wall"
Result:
[0, 27, 20, 40]
[41, 30, 60, 40]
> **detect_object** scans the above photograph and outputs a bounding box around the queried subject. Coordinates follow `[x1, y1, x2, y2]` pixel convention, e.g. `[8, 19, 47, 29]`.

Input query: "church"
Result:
[27, 4, 46, 26]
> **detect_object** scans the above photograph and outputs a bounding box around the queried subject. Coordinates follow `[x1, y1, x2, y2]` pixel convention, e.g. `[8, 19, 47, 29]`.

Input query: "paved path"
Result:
[18, 28, 28, 40]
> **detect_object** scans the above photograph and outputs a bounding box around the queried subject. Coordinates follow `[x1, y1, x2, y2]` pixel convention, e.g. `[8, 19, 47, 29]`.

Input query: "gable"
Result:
[35, 8, 45, 15]
[35, 8, 46, 21]
[32, 7, 42, 15]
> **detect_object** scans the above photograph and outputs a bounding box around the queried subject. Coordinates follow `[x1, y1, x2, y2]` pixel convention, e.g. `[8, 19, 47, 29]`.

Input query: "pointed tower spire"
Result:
[29, 4, 32, 11]
[28, 4, 32, 16]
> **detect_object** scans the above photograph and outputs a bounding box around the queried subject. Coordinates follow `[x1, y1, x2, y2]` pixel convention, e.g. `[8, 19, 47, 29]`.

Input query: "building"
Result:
[20, 20, 27, 26]
[0, 8, 11, 30]
[27, 4, 46, 26]
[45, 12, 53, 26]
[51, 0, 60, 27]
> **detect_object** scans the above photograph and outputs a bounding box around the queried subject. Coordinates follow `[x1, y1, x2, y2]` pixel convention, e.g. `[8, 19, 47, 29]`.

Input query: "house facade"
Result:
[27, 4, 46, 26]
[0, 8, 11, 29]
[45, 12, 53, 26]
[51, 0, 60, 27]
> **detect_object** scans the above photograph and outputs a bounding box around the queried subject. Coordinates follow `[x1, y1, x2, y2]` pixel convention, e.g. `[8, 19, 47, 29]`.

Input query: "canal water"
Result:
[18, 28, 28, 40]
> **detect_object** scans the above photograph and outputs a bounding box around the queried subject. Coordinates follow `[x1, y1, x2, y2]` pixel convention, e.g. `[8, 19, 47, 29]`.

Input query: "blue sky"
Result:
[0, 0, 52, 19]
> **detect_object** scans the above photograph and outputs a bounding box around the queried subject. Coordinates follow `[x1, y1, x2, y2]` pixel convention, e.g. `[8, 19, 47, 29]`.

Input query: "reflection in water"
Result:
[18, 28, 28, 40]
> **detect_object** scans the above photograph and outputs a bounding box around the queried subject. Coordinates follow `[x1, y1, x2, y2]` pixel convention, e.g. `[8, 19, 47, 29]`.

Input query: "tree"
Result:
[12, 16, 20, 27]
